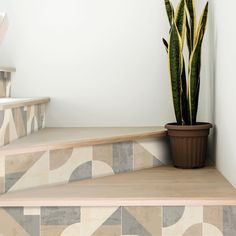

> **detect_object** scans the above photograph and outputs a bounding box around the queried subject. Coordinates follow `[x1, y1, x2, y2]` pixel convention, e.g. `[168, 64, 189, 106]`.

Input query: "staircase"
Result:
[0, 67, 235, 236]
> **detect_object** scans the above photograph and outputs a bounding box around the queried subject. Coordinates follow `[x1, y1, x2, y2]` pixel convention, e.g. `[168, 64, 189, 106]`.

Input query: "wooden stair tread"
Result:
[0, 97, 50, 110]
[0, 66, 16, 73]
[0, 127, 166, 155]
[0, 166, 236, 206]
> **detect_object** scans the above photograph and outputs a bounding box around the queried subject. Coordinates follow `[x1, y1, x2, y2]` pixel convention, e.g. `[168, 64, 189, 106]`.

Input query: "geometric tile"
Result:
[125, 206, 161, 235]
[163, 206, 185, 227]
[12, 107, 27, 138]
[80, 207, 118, 236]
[202, 223, 223, 236]
[204, 206, 223, 232]
[104, 207, 121, 225]
[183, 223, 202, 236]
[113, 142, 133, 173]
[92, 160, 114, 179]
[49, 148, 73, 171]
[5, 171, 26, 192]
[41, 207, 80, 225]
[6, 151, 45, 174]
[93, 144, 113, 167]
[133, 142, 155, 171]
[0, 208, 30, 236]
[223, 206, 236, 236]
[122, 207, 151, 236]
[4, 207, 40, 236]
[69, 161, 92, 182]
[41, 225, 68, 236]
[92, 225, 121, 236]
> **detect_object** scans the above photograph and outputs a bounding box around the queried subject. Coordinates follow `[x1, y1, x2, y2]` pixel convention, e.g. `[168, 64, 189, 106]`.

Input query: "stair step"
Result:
[0, 67, 16, 73]
[0, 97, 50, 110]
[0, 97, 50, 147]
[0, 166, 235, 207]
[1, 126, 166, 155]
[0, 127, 169, 193]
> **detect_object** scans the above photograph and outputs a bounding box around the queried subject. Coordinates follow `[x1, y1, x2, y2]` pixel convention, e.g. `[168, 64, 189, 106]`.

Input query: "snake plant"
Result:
[163, 0, 208, 125]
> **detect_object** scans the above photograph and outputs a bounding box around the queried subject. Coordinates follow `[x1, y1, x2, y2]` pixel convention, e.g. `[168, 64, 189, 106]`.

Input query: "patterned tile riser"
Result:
[0, 103, 46, 147]
[0, 206, 235, 236]
[0, 138, 171, 193]
[0, 71, 11, 98]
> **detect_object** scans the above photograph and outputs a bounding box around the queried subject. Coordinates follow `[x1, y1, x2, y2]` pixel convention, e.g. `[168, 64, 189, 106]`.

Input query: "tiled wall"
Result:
[0, 205, 235, 236]
[0, 103, 46, 147]
[0, 138, 171, 193]
[0, 71, 11, 98]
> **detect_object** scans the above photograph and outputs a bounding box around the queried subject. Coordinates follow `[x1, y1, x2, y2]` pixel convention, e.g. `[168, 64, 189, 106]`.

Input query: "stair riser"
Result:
[0, 72, 11, 98]
[0, 205, 233, 236]
[0, 103, 46, 147]
[0, 137, 171, 193]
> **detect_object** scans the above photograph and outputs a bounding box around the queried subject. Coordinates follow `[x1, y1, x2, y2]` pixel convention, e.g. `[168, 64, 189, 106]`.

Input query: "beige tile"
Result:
[92, 225, 121, 236]
[0, 208, 30, 236]
[12, 108, 26, 138]
[6, 151, 45, 174]
[125, 206, 161, 235]
[133, 142, 153, 170]
[183, 223, 202, 236]
[24, 207, 41, 216]
[93, 144, 113, 166]
[50, 148, 73, 170]
[203, 206, 223, 231]
[41, 225, 67, 236]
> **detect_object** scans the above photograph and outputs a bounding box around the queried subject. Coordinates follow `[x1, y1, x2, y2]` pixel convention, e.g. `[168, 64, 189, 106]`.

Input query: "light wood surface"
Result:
[0, 66, 16, 73]
[0, 97, 50, 110]
[0, 166, 236, 206]
[0, 127, 166, 155]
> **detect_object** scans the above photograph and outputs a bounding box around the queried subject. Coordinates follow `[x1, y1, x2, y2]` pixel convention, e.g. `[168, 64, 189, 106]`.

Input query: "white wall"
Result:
[212, 0, 236, 187]
[0, 0, 211, 127]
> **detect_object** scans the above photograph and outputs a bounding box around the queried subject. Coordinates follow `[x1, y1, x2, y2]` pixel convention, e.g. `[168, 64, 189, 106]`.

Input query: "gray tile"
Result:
[0, 110, 4, 127]
[41, 207, 80, 225]
[5, 172, 25, 192]
[223, 206, 236, 236]
[113, 142, 133, 173]
[4, 207, 40, 236]
[122, 207, 151, 236]
[163, 206, 185, 227]
[104, 207, 121, 225]
[69, 161, 92, 182]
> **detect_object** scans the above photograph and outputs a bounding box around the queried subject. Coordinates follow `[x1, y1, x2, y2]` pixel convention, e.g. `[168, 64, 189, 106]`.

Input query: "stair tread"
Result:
[0, 166, 236, 206]
[0, 126, 166, 155]
[0, 97, 50, 110]
[0, 66, 16, 73]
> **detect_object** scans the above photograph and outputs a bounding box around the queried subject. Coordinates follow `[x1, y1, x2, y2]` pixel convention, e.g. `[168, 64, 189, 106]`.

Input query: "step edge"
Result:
[0, 97, 50, 110]
[0, 198, 236, 207]
[0, 128, 167, 155]
[0, 66, 16, 73]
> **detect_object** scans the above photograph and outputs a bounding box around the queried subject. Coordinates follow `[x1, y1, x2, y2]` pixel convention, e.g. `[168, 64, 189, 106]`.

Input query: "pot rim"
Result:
[165, 122, 213, 131]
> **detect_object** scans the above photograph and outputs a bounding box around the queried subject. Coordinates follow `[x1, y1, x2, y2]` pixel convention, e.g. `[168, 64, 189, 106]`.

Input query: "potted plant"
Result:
[163, 0, 212, 168]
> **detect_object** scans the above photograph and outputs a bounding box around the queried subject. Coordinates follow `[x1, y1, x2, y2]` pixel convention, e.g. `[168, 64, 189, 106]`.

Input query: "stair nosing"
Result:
[0, 127, 167, 155]
[0, 97, 50, 110]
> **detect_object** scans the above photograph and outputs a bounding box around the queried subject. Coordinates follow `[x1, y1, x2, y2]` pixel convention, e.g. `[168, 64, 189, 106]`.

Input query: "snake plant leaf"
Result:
[168, 22, 183, 125]
[175, 0, 186, 42]
[162, 38, 169, 53]
[185, 0, 196, 50]
[164, 0, 175, 26]
[186, 15, 192, 56]
[181, 59, 189, 124]
[188, 2, 208, 125]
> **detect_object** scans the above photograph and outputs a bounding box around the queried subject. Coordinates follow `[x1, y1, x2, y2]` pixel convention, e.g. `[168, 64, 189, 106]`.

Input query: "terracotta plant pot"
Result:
[165, 122, 213, 169]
